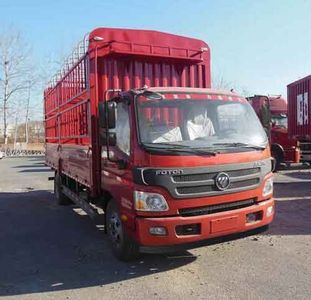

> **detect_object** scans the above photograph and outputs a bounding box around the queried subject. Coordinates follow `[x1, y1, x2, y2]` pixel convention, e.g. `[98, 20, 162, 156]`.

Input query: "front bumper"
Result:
[300, 152, 311, 162]
[284, 147, 300, 163]
[135, 198, 274, 249]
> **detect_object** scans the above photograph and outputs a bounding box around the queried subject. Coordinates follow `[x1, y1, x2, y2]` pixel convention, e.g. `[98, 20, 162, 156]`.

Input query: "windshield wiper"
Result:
[143, 143, 217, 156]
[212, 142, 266, 150]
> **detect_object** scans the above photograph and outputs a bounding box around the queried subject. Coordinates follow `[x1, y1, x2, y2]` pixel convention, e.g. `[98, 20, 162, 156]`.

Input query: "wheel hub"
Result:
[108, 212, 122, 246]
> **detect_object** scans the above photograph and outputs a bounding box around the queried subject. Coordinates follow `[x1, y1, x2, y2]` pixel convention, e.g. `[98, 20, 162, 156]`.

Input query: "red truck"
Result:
[44, 28, 274, 260]
[288, 75, 311, 162]
[247, 95, 300, 169]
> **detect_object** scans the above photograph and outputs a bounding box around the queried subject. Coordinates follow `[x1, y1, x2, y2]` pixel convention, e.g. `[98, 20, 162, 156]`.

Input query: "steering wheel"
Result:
[220, 128, 238, 135]
[194, 136, 206, 141]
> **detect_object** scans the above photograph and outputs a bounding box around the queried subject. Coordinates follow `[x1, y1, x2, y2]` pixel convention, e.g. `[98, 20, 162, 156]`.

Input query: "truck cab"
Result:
[100, 87, 274, 259]
[247, 95, 300, 168]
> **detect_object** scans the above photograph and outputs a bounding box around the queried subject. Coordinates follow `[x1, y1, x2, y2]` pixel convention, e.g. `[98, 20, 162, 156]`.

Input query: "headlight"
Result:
[263, 177, 273, 197]
[134, 191, 169, 211]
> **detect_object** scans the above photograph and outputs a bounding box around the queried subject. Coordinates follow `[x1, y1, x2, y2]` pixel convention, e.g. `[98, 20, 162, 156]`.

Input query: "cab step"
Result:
[62, 186, 99, 219]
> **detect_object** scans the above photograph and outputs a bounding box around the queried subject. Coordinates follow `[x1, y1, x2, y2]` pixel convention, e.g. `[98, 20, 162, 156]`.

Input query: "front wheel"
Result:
[106, 199, 139, 261]
[272, 149, 283, 172]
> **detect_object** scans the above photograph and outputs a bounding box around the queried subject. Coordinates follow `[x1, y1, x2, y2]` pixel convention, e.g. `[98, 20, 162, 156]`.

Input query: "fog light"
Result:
[266, 205, 274, 217]
[149, 226, 167, 236]
[246, 212, 262, 223]
[175, 223, 201, 236]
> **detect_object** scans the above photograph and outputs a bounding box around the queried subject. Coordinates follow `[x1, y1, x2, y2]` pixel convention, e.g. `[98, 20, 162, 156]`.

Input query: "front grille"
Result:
[173, 168, 260, 183]
[134, 159, 270, 199]
[174, 167, 261, 196]
[300, 143, 311, 151]
[174, 173, 212, 182]
[176, 178, 260, 196]
[179, 198, 256, 217]
[177, 185, 214, 195]
[229, 178, 260, 189]
[226, 168, 260, 178]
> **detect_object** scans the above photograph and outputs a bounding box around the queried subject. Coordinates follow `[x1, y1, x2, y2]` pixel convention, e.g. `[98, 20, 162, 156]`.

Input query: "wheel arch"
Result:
[271, 143, 285, 161]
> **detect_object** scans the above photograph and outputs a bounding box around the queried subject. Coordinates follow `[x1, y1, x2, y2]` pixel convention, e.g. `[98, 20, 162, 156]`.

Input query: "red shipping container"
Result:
[288, 75, 311, 139]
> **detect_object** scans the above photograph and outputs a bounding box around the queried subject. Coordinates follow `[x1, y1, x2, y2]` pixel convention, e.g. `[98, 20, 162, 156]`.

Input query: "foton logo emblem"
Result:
[215, 172, 230, 190]
[155, 170, 184, 176]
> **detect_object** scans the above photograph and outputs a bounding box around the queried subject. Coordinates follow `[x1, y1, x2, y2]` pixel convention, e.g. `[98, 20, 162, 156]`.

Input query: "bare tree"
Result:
[212, 72, 253, 97]
[212, 73, 236, 91]
[0, 29, 33, 145]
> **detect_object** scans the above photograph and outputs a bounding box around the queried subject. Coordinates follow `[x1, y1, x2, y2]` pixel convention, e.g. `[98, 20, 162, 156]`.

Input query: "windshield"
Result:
[271, 114, 288, 128]
[136, 93, 268, 153]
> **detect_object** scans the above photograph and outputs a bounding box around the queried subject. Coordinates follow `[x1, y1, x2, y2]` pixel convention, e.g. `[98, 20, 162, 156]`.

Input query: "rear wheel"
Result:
[54, 172, 72, 205]
[106, 199, 139, 261]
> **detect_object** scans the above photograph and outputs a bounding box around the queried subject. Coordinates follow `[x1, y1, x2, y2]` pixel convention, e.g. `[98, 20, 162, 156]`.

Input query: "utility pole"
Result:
[3, 60, 9, 145]
[13, 110, 18, 150]
[25, 81, 31, 144]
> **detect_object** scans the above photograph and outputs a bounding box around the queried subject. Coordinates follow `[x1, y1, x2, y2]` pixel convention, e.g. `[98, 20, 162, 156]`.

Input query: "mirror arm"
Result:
[117, 159, 128, 170]
[102, 89, 121, 162]
[105, 104, 114, 162]
[104, 89, 122, 101]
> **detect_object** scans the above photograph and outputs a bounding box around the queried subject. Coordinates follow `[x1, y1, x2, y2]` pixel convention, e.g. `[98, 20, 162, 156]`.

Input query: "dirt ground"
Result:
[0, 157, 310, 299]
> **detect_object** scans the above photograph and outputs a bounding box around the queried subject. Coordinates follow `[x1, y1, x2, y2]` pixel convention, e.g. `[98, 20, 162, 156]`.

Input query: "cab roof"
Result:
[146, 87, 244, 98]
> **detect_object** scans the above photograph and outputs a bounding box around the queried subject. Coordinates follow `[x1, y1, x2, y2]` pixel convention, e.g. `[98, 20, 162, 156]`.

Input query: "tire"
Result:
[272, 149, 282, 172]
[106, 199, 140, 261]
[54, 173, 72, 205]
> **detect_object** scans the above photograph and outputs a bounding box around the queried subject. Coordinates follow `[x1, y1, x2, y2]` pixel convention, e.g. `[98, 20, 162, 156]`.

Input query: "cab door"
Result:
[101, 97, 135, 213]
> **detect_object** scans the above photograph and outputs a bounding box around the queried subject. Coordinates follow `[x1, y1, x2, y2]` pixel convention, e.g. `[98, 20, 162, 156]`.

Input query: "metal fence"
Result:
[0, 148, 45, 158]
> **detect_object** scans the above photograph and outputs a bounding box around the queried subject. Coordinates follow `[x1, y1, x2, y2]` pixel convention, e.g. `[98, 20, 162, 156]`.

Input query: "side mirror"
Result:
[98, 101, 116, 129]
[100, 131, 116, 146]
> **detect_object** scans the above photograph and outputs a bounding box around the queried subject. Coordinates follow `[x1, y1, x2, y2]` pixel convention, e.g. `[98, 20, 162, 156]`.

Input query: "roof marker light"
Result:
[93, 36, 104, 41]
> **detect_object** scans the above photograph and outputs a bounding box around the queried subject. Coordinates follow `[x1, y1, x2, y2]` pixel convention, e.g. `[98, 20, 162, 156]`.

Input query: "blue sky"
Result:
[1, 0, 311, 100]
